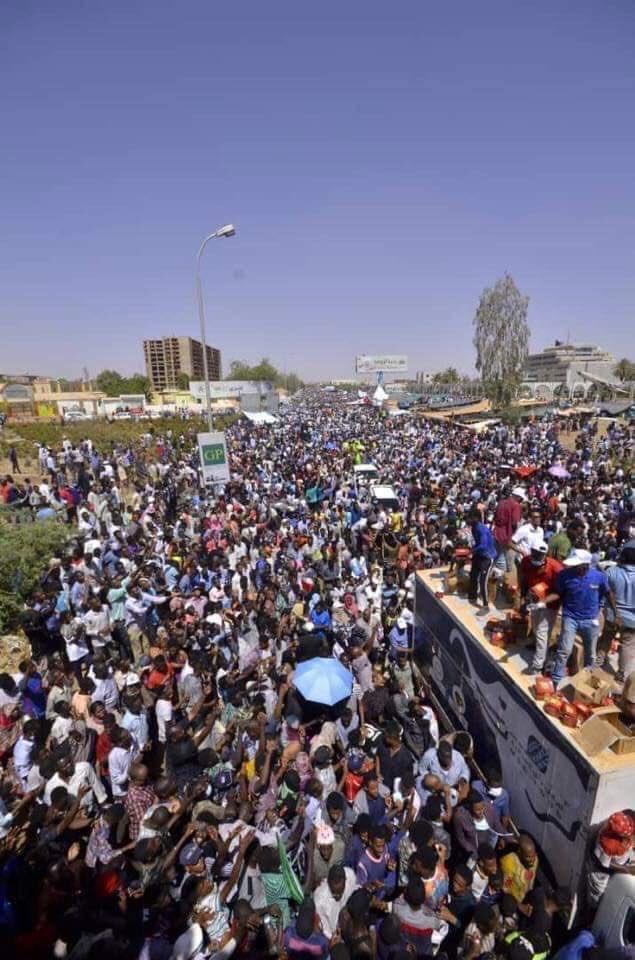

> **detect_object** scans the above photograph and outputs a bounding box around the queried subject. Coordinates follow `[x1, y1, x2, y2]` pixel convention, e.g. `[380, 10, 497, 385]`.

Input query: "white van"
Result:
[353, 463, 379, 495]
[369, 483, 400, 512]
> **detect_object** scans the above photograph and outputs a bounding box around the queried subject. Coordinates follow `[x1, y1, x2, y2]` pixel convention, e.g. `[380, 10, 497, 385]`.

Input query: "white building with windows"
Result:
[521, 342, 620, 400]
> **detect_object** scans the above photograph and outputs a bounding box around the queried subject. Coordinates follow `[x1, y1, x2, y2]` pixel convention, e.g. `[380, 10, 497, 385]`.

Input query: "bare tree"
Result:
[473, 273, 530, 407]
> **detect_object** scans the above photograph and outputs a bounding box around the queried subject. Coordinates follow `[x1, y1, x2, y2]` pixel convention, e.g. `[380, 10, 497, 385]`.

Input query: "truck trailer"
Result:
[414, 569, 635, 896]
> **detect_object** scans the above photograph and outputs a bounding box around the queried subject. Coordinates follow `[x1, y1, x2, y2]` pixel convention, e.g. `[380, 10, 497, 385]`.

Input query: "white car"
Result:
[63, 409, 90, 421]
[353, 463, 379, 495]
[369, 483, 400, 512]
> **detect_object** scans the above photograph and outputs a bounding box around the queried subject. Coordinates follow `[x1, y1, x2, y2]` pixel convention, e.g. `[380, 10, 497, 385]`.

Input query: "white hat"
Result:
[401, 609, 414, 623]
[511, 486, 527, 501]
[563, 548, 592, 567]
[397, 617, 407, 630]
[531, 541, 548, 555]
[125, 672, 141, 686]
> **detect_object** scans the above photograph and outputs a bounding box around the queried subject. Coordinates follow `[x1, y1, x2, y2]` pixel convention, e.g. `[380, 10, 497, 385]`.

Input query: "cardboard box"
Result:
[561, 667, 614, 706]
[575, 707, 635, 757]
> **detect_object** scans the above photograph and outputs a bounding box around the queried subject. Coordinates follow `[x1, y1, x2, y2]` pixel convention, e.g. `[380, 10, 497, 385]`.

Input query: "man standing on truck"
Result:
[604, 539, 635, 681]
[546, 550, 609, 687]
[468, 509, 497, 613]
[519, 542, 563, 676]
[493, 486, 525, 574]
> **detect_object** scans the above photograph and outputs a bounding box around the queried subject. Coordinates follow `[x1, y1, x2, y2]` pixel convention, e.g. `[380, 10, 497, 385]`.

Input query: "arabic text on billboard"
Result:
[190, 380, 274, 400]
[356, 355, 408, 374]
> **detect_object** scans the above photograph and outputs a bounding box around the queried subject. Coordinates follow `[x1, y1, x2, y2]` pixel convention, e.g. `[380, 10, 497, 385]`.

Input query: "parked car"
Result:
[63, 409, 90, 421]
[592, 874, 635, 949]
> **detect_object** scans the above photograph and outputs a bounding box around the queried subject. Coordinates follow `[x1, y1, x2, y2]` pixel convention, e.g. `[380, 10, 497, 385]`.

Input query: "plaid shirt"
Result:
[124, 784, 156, 840]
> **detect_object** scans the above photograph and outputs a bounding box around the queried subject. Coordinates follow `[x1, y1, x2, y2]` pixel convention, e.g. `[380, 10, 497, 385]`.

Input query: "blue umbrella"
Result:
[293, 657, 353, 707]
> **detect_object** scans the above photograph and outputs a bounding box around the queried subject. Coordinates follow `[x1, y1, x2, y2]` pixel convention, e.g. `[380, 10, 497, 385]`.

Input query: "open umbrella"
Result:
[293, 657, 353, 707]
[549, 465, 570, 479]
[513, 465, 537, 478]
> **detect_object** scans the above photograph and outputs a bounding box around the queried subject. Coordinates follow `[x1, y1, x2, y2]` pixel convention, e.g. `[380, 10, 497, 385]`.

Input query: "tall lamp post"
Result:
[196, 223, 236, 430]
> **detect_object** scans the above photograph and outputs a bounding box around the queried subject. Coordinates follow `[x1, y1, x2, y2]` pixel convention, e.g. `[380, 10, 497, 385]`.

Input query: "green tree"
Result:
[431, 367, 461, 385]
[227, 358, 304, 392]
[228, 358, 278, 382]
[125, 374, 152, 400]
[176, 371, 190, 390]
[95, 369, 125, 396]
[613, 358, 635, 382]
[0, 520, 70, 631]
[473, 273, 530, 407]
[95, 369, 151, 400]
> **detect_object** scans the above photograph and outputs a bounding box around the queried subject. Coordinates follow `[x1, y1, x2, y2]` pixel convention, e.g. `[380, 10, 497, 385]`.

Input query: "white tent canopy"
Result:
[373, 384, 389, 404]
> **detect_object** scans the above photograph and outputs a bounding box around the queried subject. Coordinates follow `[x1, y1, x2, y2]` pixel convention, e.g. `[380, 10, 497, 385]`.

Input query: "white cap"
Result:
[511, 486, 527, 501]
[531, 541, 548, 555]
[397, 617, 406, 630]
[125, 672, 141, 686]
[563, 548, 593, 567]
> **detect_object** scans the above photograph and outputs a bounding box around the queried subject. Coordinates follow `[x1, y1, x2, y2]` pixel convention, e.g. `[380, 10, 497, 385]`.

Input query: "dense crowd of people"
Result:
[0, 391, 633, 960]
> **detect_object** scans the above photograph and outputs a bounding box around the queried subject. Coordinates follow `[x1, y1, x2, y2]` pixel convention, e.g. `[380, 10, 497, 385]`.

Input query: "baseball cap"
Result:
[563, 549, 592, 567]
[511, 486, 527, 501]
[125, 672, 141, 686]
[531, 542, 548, 555]
[397, 617, 406, 630]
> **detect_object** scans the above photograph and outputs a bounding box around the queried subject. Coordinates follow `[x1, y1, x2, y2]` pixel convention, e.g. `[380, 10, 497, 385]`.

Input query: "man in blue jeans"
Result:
[544, 549, 609, 687]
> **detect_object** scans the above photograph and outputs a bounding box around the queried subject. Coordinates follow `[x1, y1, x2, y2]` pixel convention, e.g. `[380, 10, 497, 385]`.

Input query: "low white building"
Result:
[189, 380, 279, 413]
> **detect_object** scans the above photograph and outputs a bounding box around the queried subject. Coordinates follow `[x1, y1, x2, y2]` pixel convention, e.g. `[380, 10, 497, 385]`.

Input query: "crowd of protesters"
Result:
[0, 390, 633, 960]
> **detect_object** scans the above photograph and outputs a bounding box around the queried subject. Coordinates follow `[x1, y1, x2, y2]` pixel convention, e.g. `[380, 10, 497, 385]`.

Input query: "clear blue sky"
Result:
[1, 0, 634, 381]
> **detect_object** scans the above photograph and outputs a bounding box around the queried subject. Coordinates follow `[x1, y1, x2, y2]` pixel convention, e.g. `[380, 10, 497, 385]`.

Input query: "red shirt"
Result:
[520, 555, 563, 608]
[493, 498, 522, 546]
[95, 731, 113, 775]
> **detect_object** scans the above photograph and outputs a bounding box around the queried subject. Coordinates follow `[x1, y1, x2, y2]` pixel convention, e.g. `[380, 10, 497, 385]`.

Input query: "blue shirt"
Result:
[553, 931, 596, 960]
[606, 564, 635, 629]
[556, 567, 608, 620]
[471, 522, 497, 560]
[389, 624, 410, 650]
[472, 779, 511, 820]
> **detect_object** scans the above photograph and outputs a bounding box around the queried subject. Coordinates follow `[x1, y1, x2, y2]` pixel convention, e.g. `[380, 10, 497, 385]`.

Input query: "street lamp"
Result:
[196, 224, 236, 430]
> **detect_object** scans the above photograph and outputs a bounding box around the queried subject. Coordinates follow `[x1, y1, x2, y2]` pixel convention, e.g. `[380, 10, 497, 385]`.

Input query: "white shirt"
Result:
[83, 607, 111, 646]
[44, 760, 107, 808]
[91, 677, 119, 711]
[313, 867, 358, 938]
[121, 708, 150, 749]
[109, 743, 138, 796]
[512, 523, 545, 557]
[13, 736, 34, 787]
[155, 698, 173, 743]
[50, 715, 74, 744]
